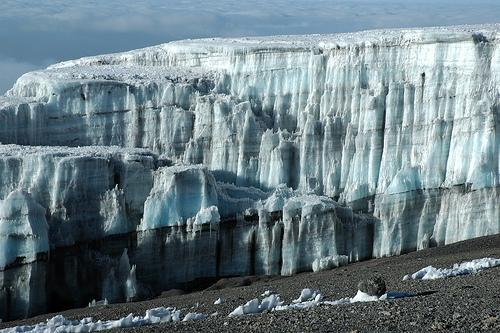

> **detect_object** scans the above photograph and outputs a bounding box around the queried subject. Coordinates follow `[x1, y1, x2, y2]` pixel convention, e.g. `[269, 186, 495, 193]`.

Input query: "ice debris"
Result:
[312, 255, 348, 272]
[182, 312, 207, 321]
[232, 287, 415, 315]
[2, 307, 181, 332]
[403, 258, 500, 280]
[229, 294, 283, 317]
[88, 298, 108, 307]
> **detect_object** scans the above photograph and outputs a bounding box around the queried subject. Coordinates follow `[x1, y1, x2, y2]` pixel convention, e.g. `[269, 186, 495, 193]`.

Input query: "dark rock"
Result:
[357, 276, 387, 297]
[160, 289, 186, 298]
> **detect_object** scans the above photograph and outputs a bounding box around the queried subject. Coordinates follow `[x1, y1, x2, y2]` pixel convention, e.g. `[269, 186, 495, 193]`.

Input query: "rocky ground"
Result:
[2, 234, 499, 332]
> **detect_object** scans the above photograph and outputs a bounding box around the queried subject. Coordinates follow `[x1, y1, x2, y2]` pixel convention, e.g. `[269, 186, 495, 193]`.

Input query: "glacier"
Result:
[0, 24, 499, 321]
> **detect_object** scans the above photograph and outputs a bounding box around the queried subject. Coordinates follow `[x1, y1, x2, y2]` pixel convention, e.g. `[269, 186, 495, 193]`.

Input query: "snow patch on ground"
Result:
[2, 307, 181, 332]
[182, 312, 207, 321]
[230, 287, 414, 315]
[292, 288, 322, 303]
[403, 258, 500, 280]
[4, 286, 417, 331]
[229, 294, 283, 317]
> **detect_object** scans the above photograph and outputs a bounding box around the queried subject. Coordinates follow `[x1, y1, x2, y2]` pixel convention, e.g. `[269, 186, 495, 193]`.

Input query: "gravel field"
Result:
[2, 234, 499, 332]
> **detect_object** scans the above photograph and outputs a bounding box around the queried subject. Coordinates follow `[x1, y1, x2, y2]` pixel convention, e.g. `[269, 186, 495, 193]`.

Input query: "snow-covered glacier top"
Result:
[47, 24, 499, 70]
[5, 24, 498, 95]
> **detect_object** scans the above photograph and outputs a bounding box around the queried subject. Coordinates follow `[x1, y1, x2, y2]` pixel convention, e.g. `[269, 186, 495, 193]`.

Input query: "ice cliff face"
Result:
[0, 145, 156, 248]
[0, 190, 48, 270]
[0, 24, 499, 319]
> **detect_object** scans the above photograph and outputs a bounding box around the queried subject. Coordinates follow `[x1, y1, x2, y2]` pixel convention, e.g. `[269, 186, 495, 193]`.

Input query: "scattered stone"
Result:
[160, 289, 186, 298]
[482, 316, 498, 329]
[431, 321, 450, 330]
[357, 276, 387, 297]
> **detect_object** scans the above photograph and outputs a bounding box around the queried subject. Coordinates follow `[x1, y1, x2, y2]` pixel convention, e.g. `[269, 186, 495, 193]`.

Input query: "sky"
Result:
[0, 0, 499, 93]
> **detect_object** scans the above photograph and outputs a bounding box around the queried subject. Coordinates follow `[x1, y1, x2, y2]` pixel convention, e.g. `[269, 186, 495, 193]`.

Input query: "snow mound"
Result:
[182, 312, 207, 321]
[292, 288, 322, 303]
[228, 287, 416, 316]
[350, 290, 381, 302]
[403, 257, 500, 280]
[3, 307, 181, 332]
[229, 294, 283, 317]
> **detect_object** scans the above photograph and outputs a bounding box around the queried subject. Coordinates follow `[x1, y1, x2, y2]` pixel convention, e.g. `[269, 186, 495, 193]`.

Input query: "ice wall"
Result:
[0, 25, 498, 281]
[0, 190, 49, 269]
[0, 145, 156, 251]
[141, 165, 219, 230]
[2, 26, 498, 205]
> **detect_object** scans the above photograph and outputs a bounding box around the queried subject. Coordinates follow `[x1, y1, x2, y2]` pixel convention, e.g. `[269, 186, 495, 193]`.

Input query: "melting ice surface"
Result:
[403, 257, 500, 280]
[0, 24, 499, 320]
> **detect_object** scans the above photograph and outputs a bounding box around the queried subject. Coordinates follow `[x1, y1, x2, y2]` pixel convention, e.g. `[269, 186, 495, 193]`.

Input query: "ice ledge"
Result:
[0, 144, 156, 159]
[46, 24, 499, 70]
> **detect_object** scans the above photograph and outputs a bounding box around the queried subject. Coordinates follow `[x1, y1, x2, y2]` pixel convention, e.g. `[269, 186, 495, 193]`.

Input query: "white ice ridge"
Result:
[403, 257, 500, 280]
[229, 288, 414, 316]
[1, 307, 182, 333]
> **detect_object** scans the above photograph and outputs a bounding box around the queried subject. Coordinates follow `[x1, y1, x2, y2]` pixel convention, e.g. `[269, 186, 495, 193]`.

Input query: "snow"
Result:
[403, 258, 500, 280]
[44, 24, 500, 73]
[2, 307, 181, 332]
[228, 299, 259, 317]
[182, 312, 207, 321]
[350, 290, 381, 303]
[228, 294, 283, 317]
[213, 298, 223, 305]
[292, 288, 322, 303]
[231, 287, 415, 315]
